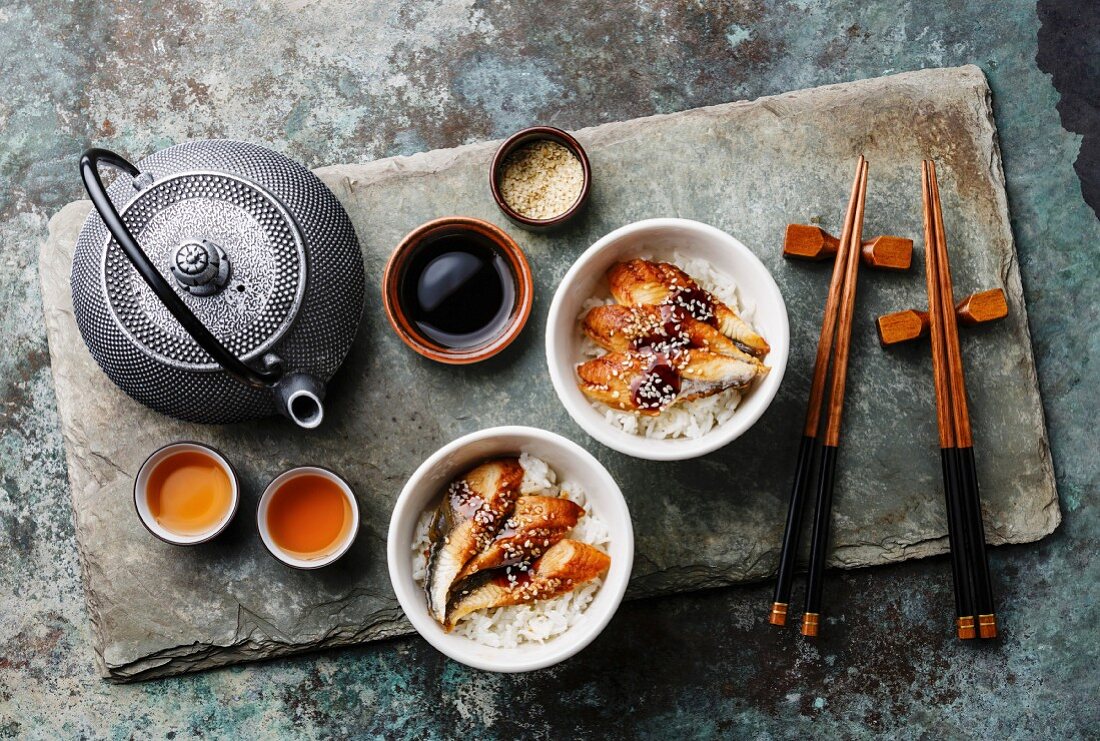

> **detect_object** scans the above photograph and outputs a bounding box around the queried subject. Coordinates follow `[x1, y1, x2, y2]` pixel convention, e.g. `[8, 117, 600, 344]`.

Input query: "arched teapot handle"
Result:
[79, 148, 282, 388]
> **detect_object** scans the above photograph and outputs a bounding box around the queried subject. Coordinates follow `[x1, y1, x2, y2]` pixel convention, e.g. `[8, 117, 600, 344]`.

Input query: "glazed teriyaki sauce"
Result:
[669, 286, 716, 325]
[633, 305, 691, 354]
[630, 354, 681, 411]
[400, 234, 516, 349]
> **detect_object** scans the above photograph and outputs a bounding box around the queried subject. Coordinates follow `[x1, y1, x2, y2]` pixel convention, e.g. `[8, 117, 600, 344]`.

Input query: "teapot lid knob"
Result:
[170, 239, 231, 296]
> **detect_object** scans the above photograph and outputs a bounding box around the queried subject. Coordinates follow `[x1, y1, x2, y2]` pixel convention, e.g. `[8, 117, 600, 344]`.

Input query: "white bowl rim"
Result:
[386, 425, 634, 673]
[545, 217, 790, 461]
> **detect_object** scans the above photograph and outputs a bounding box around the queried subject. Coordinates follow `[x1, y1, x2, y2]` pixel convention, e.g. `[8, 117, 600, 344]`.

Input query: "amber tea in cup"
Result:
[134, 442, 239, 545]
[258, 467, 359, 568]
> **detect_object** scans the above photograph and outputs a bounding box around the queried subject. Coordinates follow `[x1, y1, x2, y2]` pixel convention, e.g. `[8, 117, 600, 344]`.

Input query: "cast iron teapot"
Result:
[71, 140, 365, 428]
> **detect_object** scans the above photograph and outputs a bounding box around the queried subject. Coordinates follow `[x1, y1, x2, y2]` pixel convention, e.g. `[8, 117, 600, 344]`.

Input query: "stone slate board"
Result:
[39, 66, 1057, 681]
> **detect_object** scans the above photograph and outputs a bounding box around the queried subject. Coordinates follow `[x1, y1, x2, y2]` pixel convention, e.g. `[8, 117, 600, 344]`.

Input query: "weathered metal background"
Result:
[1, 1, 1095, 736]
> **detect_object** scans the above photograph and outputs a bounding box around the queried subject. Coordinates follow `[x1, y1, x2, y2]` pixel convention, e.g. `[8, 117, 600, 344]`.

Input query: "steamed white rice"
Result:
[412, 453, 611, 648]
[577, 252, 760, 439]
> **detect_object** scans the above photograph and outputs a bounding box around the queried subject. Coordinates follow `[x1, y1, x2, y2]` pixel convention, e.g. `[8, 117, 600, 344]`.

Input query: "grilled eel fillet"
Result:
[576, 348, 766, 414]
[582, 303, 766, 365]
[606, 258, 770, 357]
[445, 539, 611, 629]
[425, 458, 523, 623]
[455, 495, 583, 582]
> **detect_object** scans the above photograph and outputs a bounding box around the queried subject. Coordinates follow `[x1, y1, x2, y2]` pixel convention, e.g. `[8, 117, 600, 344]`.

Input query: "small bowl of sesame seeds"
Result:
[490, 126, 591, 231]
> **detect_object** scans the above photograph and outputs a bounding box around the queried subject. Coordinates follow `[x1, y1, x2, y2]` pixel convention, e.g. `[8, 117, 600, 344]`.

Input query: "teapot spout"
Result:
[274, 373, 326, 429]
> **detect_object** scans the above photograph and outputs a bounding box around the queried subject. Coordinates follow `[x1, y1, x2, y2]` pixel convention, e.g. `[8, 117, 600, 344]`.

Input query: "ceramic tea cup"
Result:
[133, 441, 240, 545]
[257, 466, 360, 569]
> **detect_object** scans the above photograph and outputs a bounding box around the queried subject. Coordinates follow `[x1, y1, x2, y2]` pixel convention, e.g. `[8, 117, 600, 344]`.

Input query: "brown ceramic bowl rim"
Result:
[382, 216, 534, 364]
[132, 441, 241, 546]
[256, 465, 360, 570]
[489, 126, 592, 228]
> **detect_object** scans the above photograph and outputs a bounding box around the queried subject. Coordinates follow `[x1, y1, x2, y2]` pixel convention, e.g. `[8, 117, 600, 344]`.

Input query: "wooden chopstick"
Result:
[769, 156, 865, 627]
[928, 161, 998, 639]
[922, 160, 977, 639]
[800, 158, 868, 637]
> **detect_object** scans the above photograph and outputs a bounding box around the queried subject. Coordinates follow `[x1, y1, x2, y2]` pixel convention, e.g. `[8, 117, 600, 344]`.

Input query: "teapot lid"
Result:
[102, 170, 305, 367]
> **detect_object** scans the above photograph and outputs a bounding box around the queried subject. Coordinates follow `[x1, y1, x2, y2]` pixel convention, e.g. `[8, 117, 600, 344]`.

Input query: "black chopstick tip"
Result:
[957, 615, 977, 640]
[800, 612, 820, 637]
[768, 602, 788, 626]
[978, 614, 999, 639]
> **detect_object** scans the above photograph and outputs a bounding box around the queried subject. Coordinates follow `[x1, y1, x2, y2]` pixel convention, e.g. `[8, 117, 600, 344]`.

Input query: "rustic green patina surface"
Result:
[0, 1, 1096, 737]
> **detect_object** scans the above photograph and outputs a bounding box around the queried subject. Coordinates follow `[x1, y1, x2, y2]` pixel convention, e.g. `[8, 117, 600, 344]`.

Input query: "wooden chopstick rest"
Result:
[877, 288, 1008, 346]
[783, 223, 912, 270]
[955, 289, 1010, 324]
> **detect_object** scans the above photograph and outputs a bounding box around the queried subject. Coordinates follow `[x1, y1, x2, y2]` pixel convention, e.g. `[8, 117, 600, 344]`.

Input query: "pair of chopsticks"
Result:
[769, 156, 868, 636]
[921, 160, 998, 640]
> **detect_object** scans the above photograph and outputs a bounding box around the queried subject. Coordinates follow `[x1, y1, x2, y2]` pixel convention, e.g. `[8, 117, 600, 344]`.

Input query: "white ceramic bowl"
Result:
[546, 218, 789, 461]
[387, 426, 633, 672]
[257, 466, 360, 569]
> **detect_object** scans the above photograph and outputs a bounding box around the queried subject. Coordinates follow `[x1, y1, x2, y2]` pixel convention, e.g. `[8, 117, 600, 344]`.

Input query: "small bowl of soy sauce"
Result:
[382, 217, 534, 364]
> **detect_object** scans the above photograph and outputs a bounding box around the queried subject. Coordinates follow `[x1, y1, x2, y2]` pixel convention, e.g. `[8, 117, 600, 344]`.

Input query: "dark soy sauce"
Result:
[400, 233, 515, 349]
